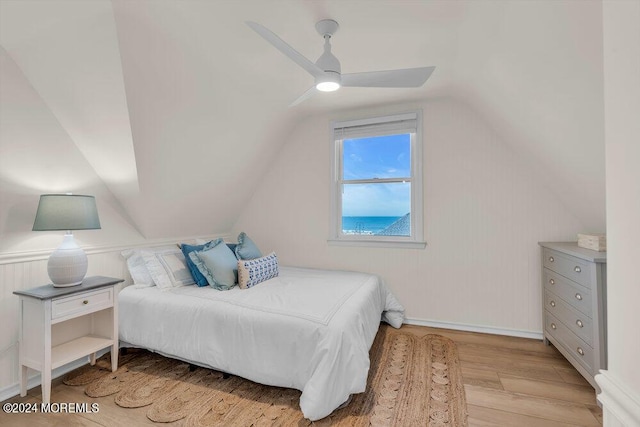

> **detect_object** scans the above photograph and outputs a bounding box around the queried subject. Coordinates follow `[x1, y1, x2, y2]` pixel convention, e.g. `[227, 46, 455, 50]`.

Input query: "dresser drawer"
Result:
[543, 269, 592, 317]
[52, 288, 113, 320]
[544, 290, 593, 345]
[545, 311, 594, 374]
[543, 248, 592, 287]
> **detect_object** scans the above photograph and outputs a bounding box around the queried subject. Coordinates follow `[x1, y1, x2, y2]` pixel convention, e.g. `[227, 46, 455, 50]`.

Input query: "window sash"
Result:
[339, 181, 413, 238]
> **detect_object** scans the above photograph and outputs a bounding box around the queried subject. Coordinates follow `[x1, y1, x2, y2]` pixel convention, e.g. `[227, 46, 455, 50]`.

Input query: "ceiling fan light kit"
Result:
[316, 72, 341, 92]
[246, 19, 435, 106]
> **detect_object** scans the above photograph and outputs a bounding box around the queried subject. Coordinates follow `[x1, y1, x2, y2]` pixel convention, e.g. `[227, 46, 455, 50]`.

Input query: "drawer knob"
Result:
[549, 279, 555, 285]
[575, 293, 583, 301]
[574, 266, 581, 273]
[550, 300, 556, 307]
[551, 323, 557, 330]
[549, 256, 554, 262]
[576, 319, 584, 328]
[577, 347, 584, 356]
[83, 300, 89, 305]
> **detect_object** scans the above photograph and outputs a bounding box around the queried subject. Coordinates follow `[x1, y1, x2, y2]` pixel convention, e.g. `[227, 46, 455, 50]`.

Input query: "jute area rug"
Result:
[64, 325, 468, 426]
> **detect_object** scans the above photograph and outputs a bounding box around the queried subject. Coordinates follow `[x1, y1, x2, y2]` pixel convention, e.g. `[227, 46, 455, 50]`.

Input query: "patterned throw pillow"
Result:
[237, 252, 279, 289]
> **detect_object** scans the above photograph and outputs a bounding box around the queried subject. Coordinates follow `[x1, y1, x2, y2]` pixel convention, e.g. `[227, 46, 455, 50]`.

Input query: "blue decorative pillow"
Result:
[237, 252, 279, 289]
[226, 243, 238, 256]
[181, 241, 215, 287]
[190, 239, 238, 290]
[235, 232, 262, 260]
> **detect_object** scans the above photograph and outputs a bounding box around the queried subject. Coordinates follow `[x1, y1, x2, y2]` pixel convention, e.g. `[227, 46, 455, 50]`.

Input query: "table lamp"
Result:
[32, 194, 101, 287]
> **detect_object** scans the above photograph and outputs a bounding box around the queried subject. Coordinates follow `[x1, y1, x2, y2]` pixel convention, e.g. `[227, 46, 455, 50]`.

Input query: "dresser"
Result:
[539, 242, 607, 389]
[14, 276, 123, 403]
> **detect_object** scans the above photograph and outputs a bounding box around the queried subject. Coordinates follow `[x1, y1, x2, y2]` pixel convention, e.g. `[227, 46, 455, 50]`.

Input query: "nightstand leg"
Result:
[543, 336, 551, 346]
[42, 369, 51, 404]
[20, 365, 27, 397]
[111, 344, 118, 372]
[90, 352, 96, 366]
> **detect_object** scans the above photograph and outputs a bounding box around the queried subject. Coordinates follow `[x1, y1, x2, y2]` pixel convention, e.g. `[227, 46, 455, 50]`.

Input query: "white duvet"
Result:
[118, 266, 405, 421]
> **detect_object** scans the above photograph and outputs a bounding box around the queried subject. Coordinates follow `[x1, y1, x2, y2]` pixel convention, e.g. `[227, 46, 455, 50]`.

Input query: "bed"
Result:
[118, 265, 404, 421]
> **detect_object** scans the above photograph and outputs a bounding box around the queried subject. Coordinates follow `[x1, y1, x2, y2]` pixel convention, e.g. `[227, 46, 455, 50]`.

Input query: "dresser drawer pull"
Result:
[575, 293, 583, 301]
[551, 323, 557, 330]
[574, 266, 581, 273]
[549, 279, 555, 285]
[83, 300, 89, 305]
[577, 347, 584, 356]
[576, 319, 584, 328]
[549, 256, 554, 262]
[550, 300, 556, 307]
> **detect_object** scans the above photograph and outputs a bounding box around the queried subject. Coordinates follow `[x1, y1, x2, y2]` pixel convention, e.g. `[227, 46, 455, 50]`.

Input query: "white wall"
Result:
[0, 47, 226, 398]
[596, 1, 640, 425]
[233, 98, 590, 335]
[0, 47, 145, 254]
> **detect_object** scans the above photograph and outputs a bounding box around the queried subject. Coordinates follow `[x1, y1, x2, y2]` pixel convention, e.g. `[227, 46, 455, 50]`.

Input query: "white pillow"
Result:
[121, 249, 154, 287]
[140, 247, 195, 289]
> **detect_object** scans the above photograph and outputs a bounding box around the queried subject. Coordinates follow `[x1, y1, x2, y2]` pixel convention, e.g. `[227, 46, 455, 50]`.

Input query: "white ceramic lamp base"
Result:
[47, 233, 88, 287]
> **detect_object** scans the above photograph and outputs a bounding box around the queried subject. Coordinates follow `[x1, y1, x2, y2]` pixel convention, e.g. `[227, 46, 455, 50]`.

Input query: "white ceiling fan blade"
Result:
[246, 21, 323, 78]
[289, 86, 317, 107]
[341, 66, 435, 88]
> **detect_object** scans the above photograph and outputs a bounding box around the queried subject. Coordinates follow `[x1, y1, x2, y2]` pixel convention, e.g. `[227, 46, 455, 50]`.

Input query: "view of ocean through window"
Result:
[340, 133, 412, 237]
[342, 216, 401, 235]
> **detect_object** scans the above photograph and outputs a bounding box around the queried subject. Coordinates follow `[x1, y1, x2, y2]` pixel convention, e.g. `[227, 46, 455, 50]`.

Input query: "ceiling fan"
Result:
[246, 19, 435, 107]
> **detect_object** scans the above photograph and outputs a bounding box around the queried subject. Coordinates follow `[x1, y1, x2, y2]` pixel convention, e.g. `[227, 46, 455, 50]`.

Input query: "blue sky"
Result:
[342, 134, 411, 217]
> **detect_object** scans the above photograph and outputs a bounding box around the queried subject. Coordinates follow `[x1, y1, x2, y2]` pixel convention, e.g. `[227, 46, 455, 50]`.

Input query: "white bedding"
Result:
[118, 266, 404, 421]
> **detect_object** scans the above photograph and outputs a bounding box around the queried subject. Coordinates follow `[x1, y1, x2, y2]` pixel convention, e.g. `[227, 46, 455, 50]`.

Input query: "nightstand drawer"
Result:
[543, 248, 592, 287]
[52, 288, 113, 320]
[543, 269, 592, 317]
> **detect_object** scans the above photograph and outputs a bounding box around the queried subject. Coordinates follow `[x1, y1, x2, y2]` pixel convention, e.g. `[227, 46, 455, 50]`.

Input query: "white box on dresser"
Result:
[539, 242, 607, 390]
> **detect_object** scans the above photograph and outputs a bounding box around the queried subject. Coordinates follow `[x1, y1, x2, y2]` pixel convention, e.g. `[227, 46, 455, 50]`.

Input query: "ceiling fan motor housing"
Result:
[316, 47, 341, 74]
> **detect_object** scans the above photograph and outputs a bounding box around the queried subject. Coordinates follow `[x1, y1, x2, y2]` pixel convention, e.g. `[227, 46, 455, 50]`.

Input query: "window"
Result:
[329, 111, 425, 248]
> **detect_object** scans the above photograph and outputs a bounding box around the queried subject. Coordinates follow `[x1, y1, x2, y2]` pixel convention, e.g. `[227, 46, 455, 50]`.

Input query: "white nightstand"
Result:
[14, 276, 123, 403]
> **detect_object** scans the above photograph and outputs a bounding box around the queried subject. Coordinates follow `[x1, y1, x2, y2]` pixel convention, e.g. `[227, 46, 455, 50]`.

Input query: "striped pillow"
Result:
[237, 252, 279, 289]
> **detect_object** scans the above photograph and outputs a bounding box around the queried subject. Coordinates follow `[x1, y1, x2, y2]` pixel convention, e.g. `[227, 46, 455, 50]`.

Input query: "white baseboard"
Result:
[596, 370, 640, 427]
[404, 317, 544, 340]
[0, 349, 109, 403]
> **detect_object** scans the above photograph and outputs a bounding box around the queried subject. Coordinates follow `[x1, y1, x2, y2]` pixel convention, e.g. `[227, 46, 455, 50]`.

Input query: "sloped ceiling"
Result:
[0, 0, 605, 239]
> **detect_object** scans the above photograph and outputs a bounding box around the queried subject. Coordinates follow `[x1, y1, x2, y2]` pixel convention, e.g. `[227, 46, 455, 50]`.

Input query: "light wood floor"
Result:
[0, 324, 602, 426]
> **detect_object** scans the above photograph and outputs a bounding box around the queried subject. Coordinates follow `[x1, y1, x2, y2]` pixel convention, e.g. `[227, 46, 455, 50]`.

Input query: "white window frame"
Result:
[328, 110, 426, 249]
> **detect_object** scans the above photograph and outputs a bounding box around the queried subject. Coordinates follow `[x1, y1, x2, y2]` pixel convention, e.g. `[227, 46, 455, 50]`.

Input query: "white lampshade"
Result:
[33, 194, 101, 287]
